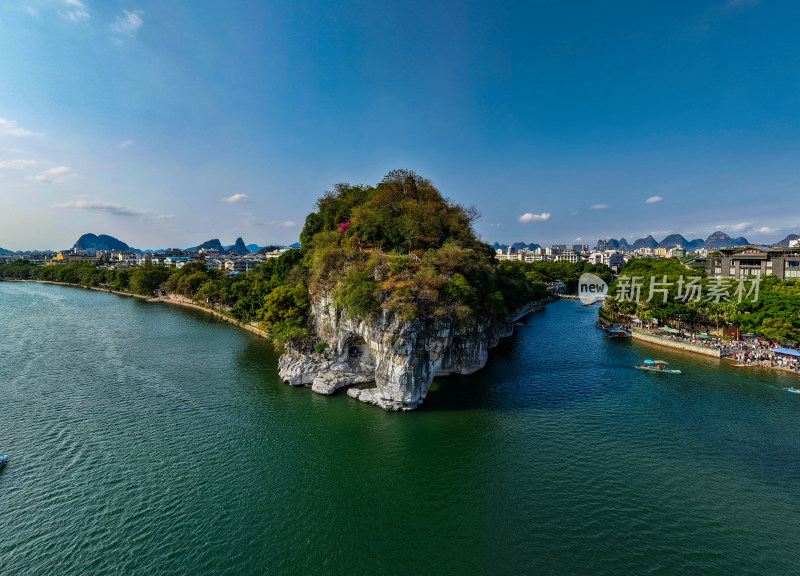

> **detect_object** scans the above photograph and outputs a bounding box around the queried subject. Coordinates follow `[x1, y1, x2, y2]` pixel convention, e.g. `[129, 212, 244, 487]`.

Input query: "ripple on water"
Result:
[2, 285, 800, 575]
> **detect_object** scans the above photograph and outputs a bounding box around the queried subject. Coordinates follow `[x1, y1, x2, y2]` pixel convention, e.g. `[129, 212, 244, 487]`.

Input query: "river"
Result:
[1, 282, 799, 575]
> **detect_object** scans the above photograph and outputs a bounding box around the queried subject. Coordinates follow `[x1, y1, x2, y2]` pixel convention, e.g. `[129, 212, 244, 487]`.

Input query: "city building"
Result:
[670, 247, 686, 258]
[588, 250, 624, 270]
[705, 245, 800, 279]
[49, 252, 99, 265]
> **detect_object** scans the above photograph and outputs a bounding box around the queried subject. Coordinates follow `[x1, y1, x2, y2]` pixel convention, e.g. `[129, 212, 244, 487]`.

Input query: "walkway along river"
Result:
[2, 282, 800, 575]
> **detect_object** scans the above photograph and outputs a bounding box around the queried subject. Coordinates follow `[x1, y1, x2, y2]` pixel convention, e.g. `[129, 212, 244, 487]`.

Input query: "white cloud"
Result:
[715, 221, 750, 232]
[575, 237, 583, 241]
[62, 0, 90, 23]
[111, 9, 144, 38]
[222, 193, 249, 203]
[0, 118, 41, 137]
[518, 212, 551, 223]
[53, 198, 156, 218]
[119, 139, 135, 149]
[271, 220, 296, 228]
[23, 6, 38, 17]
[29, 166, 77, 183]
[591, 204, 608, 210]
[752, 226, 776, 234]
[569, 211, 579, 216]
[645, 195, 663, 204]
[0, 159, 37, 170]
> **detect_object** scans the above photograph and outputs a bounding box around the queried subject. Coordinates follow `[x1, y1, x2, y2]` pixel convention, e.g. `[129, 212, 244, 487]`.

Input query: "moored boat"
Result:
[607, 329, 631, 338]
[0, 455, 7, 469]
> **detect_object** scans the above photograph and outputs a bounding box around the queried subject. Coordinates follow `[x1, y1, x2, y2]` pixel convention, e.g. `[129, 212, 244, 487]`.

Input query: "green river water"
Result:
[1, 282, 799, 575]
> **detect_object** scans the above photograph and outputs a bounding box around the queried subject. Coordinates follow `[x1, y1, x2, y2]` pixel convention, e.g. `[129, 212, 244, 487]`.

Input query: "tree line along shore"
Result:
[0, 250, 612, 345]
[600, 257, 800, 374]
[1, 171, 615, 349]
[602, 257, 800, 345]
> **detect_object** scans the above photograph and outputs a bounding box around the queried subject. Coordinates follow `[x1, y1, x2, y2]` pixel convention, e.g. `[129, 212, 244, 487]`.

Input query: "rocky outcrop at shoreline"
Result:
[278, 291, 516, 411]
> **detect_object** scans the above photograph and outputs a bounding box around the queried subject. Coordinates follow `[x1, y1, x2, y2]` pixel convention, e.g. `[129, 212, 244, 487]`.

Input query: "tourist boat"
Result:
[607, 329, 631, 338]
[0, 455, 7, 469]
[635, 360, 681, 374]
[787, 388, 800, 394]
[594, 320, 612, 330]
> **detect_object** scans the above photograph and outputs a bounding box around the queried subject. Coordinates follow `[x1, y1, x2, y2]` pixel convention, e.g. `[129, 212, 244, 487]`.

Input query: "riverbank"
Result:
[1, 278, 273, 341]
[628, 325, 800, 376]
[631, 328, 722, 358]
[510, 295, 557, 322]
[146, 295, 271, 340]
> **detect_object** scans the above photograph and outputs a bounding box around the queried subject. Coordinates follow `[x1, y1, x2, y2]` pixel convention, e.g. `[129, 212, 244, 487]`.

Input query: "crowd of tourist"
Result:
[632, 325, 800, 373]
[729, 348, 800, 371]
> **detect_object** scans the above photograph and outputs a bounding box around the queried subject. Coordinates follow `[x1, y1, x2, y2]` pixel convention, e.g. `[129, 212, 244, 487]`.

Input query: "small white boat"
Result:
[635, 360, 682, 374]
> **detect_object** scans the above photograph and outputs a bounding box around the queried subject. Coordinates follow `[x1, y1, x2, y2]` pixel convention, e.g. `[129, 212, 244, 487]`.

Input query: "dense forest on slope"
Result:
[297, 170, 542, 325]
[604, 258, 800, 343]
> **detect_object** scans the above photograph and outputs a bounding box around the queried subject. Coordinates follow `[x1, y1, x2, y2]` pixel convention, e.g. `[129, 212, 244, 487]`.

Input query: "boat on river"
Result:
[635, 360, 681, 374]
[787, 388, 800, 394]
[0, 455, 7, 469]
[607, 329, 631, 338]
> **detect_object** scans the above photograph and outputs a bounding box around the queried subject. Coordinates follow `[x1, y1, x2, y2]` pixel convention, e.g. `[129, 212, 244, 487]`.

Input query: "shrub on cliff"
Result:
[297, 169, 531, 326]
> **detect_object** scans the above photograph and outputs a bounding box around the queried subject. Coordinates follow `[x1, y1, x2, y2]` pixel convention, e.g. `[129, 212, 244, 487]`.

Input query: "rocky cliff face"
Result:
[278, 291, 513, 411]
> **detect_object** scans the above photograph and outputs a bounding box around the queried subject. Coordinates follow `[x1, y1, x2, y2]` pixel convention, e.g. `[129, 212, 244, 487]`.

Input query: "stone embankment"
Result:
[631, 328, 722, 358]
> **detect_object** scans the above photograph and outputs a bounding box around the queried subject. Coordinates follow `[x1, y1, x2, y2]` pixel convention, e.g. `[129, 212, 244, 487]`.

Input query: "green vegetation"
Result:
[604, 258, 800, 344]
[298, 170, 558, 326]
[503, 260, 613, 294]
[1, 170, 600, 346]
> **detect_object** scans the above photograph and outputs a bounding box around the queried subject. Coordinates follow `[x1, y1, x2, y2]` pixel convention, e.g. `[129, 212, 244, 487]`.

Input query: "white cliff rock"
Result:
[278, 291, 517, 411]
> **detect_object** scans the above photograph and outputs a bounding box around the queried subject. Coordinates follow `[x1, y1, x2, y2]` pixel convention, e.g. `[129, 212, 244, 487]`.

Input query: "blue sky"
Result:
[1, 0, 799, 250]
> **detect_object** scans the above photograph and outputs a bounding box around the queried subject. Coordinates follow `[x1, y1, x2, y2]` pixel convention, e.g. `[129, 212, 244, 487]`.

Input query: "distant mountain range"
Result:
[29, 230, 797, 257]
[592, 231, 748, 252]
[774, 233, 800, 247]
[226, 237, 249, 255]
[492, 230, 800, 254]
[185, 238, 225, 252]
[68, 233, 294, 255]
[74, 233, 137, 253]
[493, 242, 542, 252]
[186, 237, 260, 255]
[596, 231, 750, 252]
